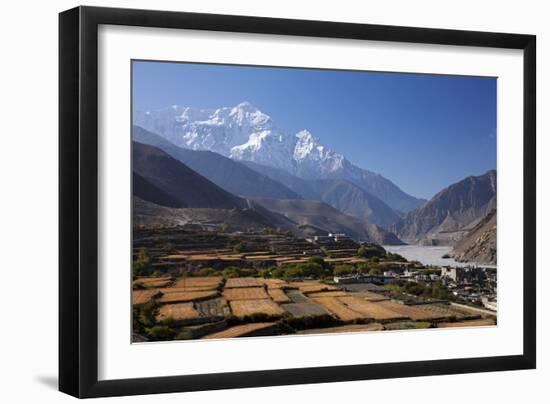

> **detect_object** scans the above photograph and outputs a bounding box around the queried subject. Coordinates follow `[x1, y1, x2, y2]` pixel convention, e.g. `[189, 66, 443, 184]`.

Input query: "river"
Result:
[382, 245, 490, 268]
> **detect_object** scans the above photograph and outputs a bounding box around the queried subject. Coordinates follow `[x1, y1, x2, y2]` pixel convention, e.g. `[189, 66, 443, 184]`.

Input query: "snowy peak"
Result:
[133, 101, 425, 212]
[135, 102, 348, 177]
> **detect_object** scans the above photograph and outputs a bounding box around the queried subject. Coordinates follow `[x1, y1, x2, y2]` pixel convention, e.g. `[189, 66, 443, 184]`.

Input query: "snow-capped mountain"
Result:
[134, 102, 425, 213]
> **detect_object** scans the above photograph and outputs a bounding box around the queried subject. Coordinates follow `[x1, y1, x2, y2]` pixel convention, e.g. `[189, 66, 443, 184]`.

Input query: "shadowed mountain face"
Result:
[133, 126, 300, 200]
[133, 141, 247, 209]
[452, 209, 496, 265]
[133, 172, 186, 208]
[243, 161, 401, 228]
[251, 198, 404, 245]
[390, 170, 496, 244]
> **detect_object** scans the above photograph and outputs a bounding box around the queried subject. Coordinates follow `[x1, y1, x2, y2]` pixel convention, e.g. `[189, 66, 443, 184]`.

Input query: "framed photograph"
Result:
[59, 6, 536, 398]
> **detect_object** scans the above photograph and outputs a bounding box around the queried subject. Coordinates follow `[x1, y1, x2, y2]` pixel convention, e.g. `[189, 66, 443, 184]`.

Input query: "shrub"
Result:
[233, 242, 247, 253]
[196, 267, 218, 277]
[333, 265, 355, 276]
[368, 267, 382, 275]
[146, 325, 176, 341]
[133, 248, 151, 277]
[357, 245, 385, 259]
[175, 329, 194, 340]
[139, 300, 159, 327]
[307, 256, 327, 268]
[271, 267, 286, 278]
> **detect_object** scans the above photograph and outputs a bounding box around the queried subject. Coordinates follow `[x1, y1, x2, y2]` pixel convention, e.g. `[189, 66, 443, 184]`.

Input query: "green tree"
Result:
[271, 267, 286, 278]
[233, 242, 246, 253]
[307, 256, 327, 268]
[283, 266, 304, 279]
[140, 300, 159, 327]
[196, 267, 218, 276]
[133, 248, 151, 277]
[147, 325, 175, 341]
[333, 265, 354, 276]
[368, 267, 382, 275]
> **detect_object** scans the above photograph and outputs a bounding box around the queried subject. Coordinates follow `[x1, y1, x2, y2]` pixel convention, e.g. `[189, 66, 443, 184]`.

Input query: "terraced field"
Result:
[202, 323, 277, 339]
[156, 302, 201, 322]
[267, 288, 292, 303]
[438, 318, 496, 328]
[158, 290, 220, 304]
[223, 287, 269, 301]
[225, 277, 264, 288]
[282, 302, 329, 318]
[297, 323, 384, 334]
[133, 270, 495, 341]
[311, 297, 364, 321]
[230, 299, 286, 318]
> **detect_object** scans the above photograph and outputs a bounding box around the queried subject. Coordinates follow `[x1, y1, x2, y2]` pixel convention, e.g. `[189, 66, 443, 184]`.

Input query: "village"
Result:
[132, 225, 497, 342]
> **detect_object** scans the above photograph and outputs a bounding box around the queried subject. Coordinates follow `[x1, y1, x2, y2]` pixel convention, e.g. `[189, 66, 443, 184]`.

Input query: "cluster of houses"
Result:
[334, 265, 497, 311]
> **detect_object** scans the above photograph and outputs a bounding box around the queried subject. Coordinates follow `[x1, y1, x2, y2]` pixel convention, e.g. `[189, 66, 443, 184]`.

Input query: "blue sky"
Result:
[132, 60, 496, 199]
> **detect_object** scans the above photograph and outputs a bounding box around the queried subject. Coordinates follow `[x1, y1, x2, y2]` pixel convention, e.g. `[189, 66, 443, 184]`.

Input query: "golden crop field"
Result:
[336, 296, 406, 321]
[307, 291, 349, 298]
[156, 302, 201, 322]
[312, 297, 364, 321]
[132, 289, 158, 305]
[267, 288, 291, 303]
[158, 290, 219, 304]
[173, 277, 222, 289]
[202, 322, 277, 339]
[133, 276, 173, 288]
[157, 286, 218, 293]
[225, 277, 264, 288]
[299, 284, 339, 294]
[229, 299, 285, 318]
[262, 279, 288, 288]
[374, 301, 444, 321]
[223, 287, 269, 301]
[438, 318, 496, 328]
[358, 291, 391, 302]
[297, 323, 384, 334]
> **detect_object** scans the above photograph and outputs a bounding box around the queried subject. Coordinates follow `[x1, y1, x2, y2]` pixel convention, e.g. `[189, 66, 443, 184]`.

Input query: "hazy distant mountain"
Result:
[133, 142, 247, 209]
[452, 209, 496, 265]
[134, 102, 424, 212]
[243, 161, 400, 227]
[390, 170, 496, 245]
[133, 126, 300, 200]
[252, 198, 404, 245]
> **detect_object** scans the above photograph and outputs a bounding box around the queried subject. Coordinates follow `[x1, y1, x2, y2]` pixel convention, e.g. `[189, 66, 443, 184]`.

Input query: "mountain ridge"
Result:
[390, 170, 496, 245]
[134, 102, 425, 213]
[133, 126, 300, 200]
[243, 160, 401, 227]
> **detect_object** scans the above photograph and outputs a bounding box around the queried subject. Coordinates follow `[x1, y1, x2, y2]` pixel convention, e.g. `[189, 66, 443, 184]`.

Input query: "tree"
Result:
[283, 267, 304, 279]
[196, 267, 218, 276]
[307, 256, 327, 268]
[271, 267, 286, 278]
[133, 248, 151, 277]
[368, 267, 382, 275]
[233, 242, 246, 253]
[333, 265, 354, 276]
[139, 300, 159, 327]
[147, 325, 175, 341]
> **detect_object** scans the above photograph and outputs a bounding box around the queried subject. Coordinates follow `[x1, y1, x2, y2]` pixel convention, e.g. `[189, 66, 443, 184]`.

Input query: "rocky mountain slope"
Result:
[452, 209, 496, 265]
[390, 170, 496, 245]
[252, 198, 404, 245]
[133, 126, 300, 199]
[243, 161, 400, 227]
[133, 142, 247, 209]
[134, 102, 424, 212]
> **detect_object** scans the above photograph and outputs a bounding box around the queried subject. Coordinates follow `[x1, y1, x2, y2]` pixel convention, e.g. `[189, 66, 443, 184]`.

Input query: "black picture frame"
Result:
[59, 6, 536, 398]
